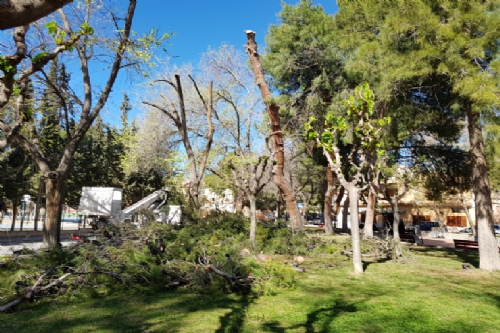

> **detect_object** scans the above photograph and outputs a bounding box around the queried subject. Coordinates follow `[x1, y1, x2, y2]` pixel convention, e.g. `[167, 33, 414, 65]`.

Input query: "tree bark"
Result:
[342, 194, 349, 233]
[143, 76, 214, 209]
[244, 30, 302, 233]
[36, 0, 136, 247]
[467, 107, 500, 271]
[33, 176, 43, 231]
[43, 172, 65, 247]
[460, 195, 476, 238]
[347, 186, 363, 274]
[0, 0, 72, 31]
[324, 164, 335, 235]
[332, 186, 345, 230]
[249, 193, 257, 245]
[10, 190, 17, 231]
[234, 191, 243, 213]
[392, 198, 401, 241]
[364, 190, 376, 237]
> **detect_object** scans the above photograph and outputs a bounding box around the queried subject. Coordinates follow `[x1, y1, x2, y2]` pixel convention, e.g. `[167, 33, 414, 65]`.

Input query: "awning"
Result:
[357, 209, 406, 214]
[376, 209, 406, 214]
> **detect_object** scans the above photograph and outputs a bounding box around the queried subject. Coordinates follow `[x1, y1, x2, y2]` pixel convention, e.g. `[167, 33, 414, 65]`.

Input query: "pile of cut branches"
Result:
[0, 216, 298, 312]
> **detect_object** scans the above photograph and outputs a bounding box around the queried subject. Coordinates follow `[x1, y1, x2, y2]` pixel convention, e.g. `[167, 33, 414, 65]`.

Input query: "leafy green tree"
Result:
[143, 72, 214, 209]
[66, 117, 124, 206]
[335, 0, 500, 271]
[0, 146, 34, 230]
[306, 83, 391, 274]
[38, 59, 70, 169]
[118, 107, 175, 206]
[263, 0, 346, 125]
[0, 0, 143, 247]
[262, 0, 353, 235]
[120, 92, 132, 131]
[199, 44, 270, 243]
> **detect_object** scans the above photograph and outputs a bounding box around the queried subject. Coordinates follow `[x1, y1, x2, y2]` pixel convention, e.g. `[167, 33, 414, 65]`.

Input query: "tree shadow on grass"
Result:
[215, 293, 256, 333]
[261, 299, 358, 333]
[486, 292, 500, 314]
[0, 291, 247, 333]
[362, 256, 392, 271]
[411, 246, 479, 268]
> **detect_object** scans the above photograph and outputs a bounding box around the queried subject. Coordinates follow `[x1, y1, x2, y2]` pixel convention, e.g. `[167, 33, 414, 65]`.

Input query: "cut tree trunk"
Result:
[467, 107, 500, 271]
[0, 0, 72, 30]
[244, 30, 302, 233]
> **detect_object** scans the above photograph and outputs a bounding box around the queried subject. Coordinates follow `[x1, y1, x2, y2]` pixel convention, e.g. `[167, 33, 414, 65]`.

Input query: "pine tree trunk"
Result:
[467, 107, 500, 271]
[364, 190, 376, 237]
[324, 165, 335, 235]
[43, 172, 65, 247]
[347, 186, 363, 273]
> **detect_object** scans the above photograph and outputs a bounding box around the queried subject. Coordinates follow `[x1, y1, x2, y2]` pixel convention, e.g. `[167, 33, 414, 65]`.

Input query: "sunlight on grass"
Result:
[1, 241, 500, 333]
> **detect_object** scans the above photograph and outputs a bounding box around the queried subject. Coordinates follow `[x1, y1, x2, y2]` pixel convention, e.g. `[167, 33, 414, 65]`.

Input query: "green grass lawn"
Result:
[1, 244, 500, 333]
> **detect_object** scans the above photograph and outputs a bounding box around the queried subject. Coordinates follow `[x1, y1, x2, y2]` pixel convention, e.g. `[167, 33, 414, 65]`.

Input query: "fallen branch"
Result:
[205, 264, 253, 287]
[0, 267, 55, 312]
[0, 267, 126, 313]
[341, 250, 388, 258]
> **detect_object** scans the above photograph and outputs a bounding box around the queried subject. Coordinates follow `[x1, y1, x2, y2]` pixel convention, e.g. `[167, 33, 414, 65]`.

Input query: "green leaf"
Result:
[80, 22, 94, 36]
[45, 21, 58, 36]
[32, 52, 50, 64]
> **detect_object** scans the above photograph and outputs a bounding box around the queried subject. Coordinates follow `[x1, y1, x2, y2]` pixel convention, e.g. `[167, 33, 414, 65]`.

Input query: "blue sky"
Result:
[106, 0, 338, 122]
[133, 0, 338, 66]
[0, 1, 338, 124]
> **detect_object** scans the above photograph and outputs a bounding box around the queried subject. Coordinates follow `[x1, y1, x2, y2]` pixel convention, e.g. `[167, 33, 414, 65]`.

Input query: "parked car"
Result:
[257, 211, 275, 222]
[494, 225, 500, 234]
[306, 213, 324, 225]
[418, 221, 440, 231]
[459, 227, 473, 233]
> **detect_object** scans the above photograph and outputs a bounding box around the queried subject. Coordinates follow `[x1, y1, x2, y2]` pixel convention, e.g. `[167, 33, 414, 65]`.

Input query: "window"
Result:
[446, 215, 467, 227]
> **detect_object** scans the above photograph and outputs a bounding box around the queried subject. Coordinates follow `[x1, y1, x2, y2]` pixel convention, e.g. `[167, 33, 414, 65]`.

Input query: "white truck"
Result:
[77, 187, 180, 226]
[77, 187, 123, 219]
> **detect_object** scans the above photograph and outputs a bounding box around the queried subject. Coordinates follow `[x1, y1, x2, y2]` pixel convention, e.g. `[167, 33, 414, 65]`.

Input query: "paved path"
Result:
[0, 221, 81, 231]
[0, 238, 77, 256]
